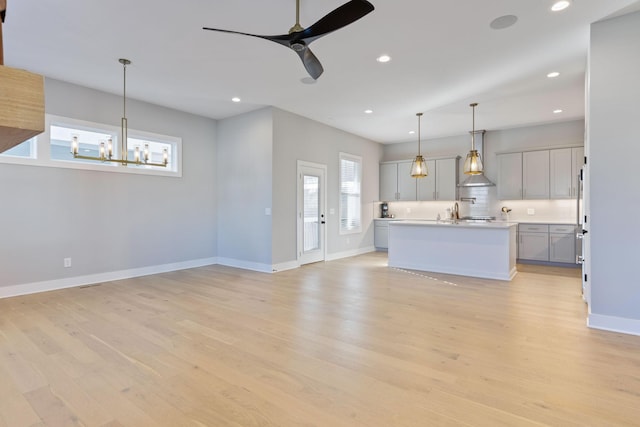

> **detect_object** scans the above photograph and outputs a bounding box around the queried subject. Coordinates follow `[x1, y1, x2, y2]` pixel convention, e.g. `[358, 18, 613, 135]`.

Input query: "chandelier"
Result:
[71, 59, 168, 167]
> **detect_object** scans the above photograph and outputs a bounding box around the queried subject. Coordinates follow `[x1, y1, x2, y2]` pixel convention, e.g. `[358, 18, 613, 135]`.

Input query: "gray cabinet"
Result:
[550, 147, 584, 199]
[381, 157, 459, 202]
[549, 224, 576, 263]
[499, 148, 583, 200]
[518, 224, 549, 261]
[380, 161, 416, 201]
[497, 152, 523, 200]
[374, 219, 397, 249]
[523, 150, 550, 199]
[416, 160, 436, 201]
[518, 223, 577, 263]
[416, 158, 458, 201]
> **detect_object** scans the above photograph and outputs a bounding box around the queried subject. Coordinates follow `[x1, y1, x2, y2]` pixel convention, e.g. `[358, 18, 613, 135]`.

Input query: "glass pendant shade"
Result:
[410, 112, 428, 178]
[464, 103, 483, 175]
[411, 155, 428, 178]
[464, 149, 483, 175]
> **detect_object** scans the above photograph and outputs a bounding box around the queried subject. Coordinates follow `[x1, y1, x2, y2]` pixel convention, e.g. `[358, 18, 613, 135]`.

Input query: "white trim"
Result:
[0, 257, 217, 299]
[272, 260, 300, 272]
[326, 246, 376, 262]
[217, 257, 273, 274]
[588, 313, 640, 336]
[297, 160, 328, 265]
[0, 114, 183, 178]
[339, 152, 363, 235]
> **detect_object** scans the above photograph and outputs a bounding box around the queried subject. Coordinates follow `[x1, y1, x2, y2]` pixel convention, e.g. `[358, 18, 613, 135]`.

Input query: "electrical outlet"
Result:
[265, 207, 271, 215]
[346, 238, 350, 244]
[406, 207, 411, 213]
[64, 258, 72, 268]
[527, 208, 535, 215]
[329, 208, 335, 215]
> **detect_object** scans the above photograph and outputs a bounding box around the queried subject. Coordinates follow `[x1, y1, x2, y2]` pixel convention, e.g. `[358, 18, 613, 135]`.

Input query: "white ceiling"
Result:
[4, 0, 640, 144]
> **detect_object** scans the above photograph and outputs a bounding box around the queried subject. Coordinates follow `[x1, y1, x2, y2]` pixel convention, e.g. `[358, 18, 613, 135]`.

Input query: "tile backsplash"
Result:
[376, 185, 578, 223]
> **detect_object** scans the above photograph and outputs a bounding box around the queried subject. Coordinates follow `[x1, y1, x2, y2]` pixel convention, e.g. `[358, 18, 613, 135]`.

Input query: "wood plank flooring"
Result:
[1, 252, 639, 426]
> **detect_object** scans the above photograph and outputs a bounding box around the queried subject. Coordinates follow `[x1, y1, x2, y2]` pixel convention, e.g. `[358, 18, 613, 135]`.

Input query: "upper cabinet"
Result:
[380, 157, 459, 202]
[550, 147, 584, 199]
[498, 146, 583, 200]
[497, 152, 523, 200]
[522, 150, 550, 199]
[416, 160, 436, 201]
[380, 161, 416, 201]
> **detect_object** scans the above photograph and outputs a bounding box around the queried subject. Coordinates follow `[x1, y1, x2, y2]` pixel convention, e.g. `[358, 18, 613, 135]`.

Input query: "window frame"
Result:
[0, 114, 182, 178]
[339, 152, 363, 235]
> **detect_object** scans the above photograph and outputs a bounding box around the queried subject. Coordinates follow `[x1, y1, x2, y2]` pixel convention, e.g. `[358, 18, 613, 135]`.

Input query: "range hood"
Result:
[459, 130, 495, 187]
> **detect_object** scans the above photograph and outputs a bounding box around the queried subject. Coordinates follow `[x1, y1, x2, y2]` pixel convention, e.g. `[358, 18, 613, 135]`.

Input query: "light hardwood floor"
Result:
[1, 252, 639, 426]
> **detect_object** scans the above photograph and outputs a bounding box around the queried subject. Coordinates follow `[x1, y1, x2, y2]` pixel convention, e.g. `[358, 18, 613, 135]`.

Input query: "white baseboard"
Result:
[272, 260, 300, 272]
[1, 248, 379, 299]
[217, 257, 273, 273]
[0, 257, 217, 299]
[326, 246, 376, 262]
[588, 313, 640, 336]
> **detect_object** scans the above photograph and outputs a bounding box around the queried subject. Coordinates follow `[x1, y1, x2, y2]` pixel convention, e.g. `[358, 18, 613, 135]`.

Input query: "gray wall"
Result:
[588, 11, 640, 325]
[272, 108, 383, 264]
[216, 108, 274, 268]
[0, 79, 217, 288]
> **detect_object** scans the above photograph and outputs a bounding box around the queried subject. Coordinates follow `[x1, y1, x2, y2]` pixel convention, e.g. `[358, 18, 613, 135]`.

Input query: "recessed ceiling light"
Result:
[489, 15, 518, 30]
[551, 1, 571, 12]
[547, 71, 560, 78]
[231, 97, 241, 103]
[409, 131, 415, 135]
[376, 55, 391, 63]
[364, 109, 373, 114]
[553, 109, 563, 114]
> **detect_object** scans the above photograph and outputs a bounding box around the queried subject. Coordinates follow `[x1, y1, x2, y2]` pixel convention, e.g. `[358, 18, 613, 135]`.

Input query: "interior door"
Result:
[297, 161, 326, 265]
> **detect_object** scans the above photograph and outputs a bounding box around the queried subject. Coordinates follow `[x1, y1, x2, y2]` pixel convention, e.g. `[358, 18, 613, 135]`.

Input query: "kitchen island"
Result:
[388, 220, 518, 281]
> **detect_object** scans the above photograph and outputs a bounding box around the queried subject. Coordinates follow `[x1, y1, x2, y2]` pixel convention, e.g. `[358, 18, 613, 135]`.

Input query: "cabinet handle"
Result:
[433, 191, 436, 199]
[436, 191, 439, 199]
[569, 186, 572, 197]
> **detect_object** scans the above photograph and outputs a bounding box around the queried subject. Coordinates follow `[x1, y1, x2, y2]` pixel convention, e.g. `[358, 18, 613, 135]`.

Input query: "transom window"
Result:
[0, 114, 181, 177]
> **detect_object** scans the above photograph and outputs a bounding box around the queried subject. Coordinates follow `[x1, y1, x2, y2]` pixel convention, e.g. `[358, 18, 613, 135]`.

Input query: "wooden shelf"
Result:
[0, 65, 44, 153]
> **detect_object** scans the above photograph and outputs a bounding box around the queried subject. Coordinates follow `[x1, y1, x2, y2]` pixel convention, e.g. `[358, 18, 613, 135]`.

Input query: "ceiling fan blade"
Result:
[297, 0, 374, 44]
[203, 27, 293, 48]
[296, 47, 324, 80]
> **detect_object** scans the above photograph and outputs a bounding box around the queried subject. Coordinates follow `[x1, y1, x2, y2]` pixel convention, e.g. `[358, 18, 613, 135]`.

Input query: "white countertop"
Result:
[390, 220, 517, 229]
[375, 218, 577, 225]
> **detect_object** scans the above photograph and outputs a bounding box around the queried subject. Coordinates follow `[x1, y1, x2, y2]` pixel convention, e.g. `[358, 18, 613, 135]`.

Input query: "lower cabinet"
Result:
[549, 225, 577, 263]
[518, 224, 549, 261]
[374, 219, 396, 249]
[518, 223, 576, 264]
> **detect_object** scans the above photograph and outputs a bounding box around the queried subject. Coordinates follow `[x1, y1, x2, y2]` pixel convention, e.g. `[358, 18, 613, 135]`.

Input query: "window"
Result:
[339, 152, 362, 234]
[0, 114, 182, 177]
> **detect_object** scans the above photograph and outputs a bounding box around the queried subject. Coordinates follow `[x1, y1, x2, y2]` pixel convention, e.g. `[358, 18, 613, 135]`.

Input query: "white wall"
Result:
[216, 108, 274, 271]
[587, 11, 640, 334]
[382, 120, 584, 222]
[272, 108, 383, 265]
[0, 78, 217, 291]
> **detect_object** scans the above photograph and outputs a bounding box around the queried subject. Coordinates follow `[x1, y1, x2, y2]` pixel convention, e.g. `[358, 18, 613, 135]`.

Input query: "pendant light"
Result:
[464, 102, 483, 175]
[410, 112, 428, 178]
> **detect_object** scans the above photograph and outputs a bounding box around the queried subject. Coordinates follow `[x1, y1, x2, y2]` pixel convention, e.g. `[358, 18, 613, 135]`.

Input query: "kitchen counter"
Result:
[388, 220, 518, 281]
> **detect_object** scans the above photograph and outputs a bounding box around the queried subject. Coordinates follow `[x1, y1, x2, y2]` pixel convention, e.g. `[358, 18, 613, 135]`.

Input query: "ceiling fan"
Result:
[203, 0, 375, 80]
